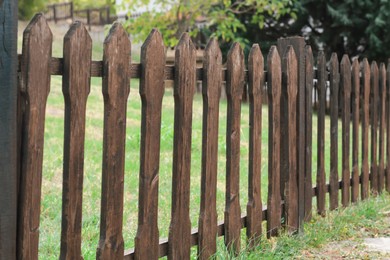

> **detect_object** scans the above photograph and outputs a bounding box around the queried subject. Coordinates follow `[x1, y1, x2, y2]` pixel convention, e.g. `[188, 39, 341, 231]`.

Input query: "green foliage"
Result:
[18, 0, 46, 20]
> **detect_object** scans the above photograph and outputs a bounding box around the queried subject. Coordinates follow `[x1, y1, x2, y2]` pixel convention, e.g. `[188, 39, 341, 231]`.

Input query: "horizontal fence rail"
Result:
[15, 14, 390, 260]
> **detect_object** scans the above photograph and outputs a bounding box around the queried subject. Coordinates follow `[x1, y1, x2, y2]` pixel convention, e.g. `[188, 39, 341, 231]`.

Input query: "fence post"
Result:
[70, 2, 74, 21]
[53, 5, 57, 23]
[0, 0, 18, 258]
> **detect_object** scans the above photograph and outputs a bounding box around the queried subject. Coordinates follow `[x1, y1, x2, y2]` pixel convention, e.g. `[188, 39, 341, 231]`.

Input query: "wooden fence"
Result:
[15, 14, 390, 259]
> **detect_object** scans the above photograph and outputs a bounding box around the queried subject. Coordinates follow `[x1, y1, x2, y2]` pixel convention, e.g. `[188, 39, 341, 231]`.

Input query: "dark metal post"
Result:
[0, 0, 18, 258]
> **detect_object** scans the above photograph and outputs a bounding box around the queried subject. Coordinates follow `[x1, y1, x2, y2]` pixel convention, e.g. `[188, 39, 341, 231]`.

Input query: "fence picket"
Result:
[370, 62, 379, 194]
[316, 51, 326, 215]
[378, 63, 386, 193]
[97, 23, 130, 259]
[387, 61, 390, 193]
[18, 14, 52, 260]
[134, 29, 165, 260]
[168, 33, 196, 260]
[198, 38, 222, 259]
[304, 46, 313, 220]
[351, 59, 360, 203]
[267, 46, 282, 237]
[361, 59, 371, 199]
[329, 53, 339, 210]
[340, 55, 351, 207]
[247, 44, 264, 246]
[224, 42, 245, 254]
[281, 46, 298, 232]
[60, 22, 92, 260]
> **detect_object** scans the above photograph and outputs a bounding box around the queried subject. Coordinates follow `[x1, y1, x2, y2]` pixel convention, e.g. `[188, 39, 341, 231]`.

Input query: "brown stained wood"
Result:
[97, 23, 130, 260]
[370, 62, 379, 194]
[329, 53, 340, 210]
[351, 59, 360, 203]
[281, 46, 298, 233]
[224, 42, 245, 254]
[387, 61, 390, 193]
[60, 22, 92, 260]
[168, 33, 196, 260]
[134, 29, 165, 260]
[198, 38, 222, 259]
[304, 46, 313, 220]
[18, 14, 52, 260]
[340, 55, 351, 207]
[316, 52, 326, 216]
[378, 63, 386, 194]
[361, 59, 371, 199]
[247, 44, 264, 246]
[267, 46, 282, 238]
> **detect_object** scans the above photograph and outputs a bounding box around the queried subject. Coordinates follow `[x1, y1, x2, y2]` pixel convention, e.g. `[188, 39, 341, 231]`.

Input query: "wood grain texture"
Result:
[60, 22, 92, 260]
[316, 51, 326, 215]
[351, 59, 360, 203]
[198, 38, 222, 259]
[134, 29, 165, 260]
[224, 42, 245, 254]
[378, 63, 386, 194]
[387, 61, 390, 193]
[340, 55, 351, 207]
[329, 53, 339, 210]
[281, 46, 298, 232]
[247, 44, 264, 246]
[168, 33, 196, 260]
[267, 46, 282, 238]
[361, 59, 370, 199]
[370, 62, 379, 194]
[304, 46, 313, 220]
[18, 14, 52, 260]
[97, 23, 130, 260]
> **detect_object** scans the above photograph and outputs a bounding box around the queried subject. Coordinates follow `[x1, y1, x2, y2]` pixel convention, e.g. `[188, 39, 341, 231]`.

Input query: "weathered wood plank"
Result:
[198, 38, 222, 259]
[304, 46, 313, 220]
[340, 55, 351, 207]
[361, 59, 370, 200]
[60, 22, 92, 260]
[247, 44, 264, 246]
[18, 14, 52, 260]
[351, 59, 360, 203]
[224, 42, 245, 254]
[387, 60, 390, 193]
[168, 33, 196, 260]
[316, 51, 326, 216]
[370, 62, 379, 194]
[267, 46, 282, 238]
[281, 46, 298, 232]
[378, 63, 386, 194]
[134, 29, 165, 260]
[97, 23, 130, 259]
[329, 53, 339, 210]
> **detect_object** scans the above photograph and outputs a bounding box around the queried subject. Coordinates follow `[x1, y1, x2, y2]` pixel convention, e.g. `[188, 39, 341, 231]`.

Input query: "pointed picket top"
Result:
[104, 22, 129, 45]
[352, 59, 359, 79]
[267, 46, 281, 99]
[283, 46, 298, 99]
[176, 32, 196, 58]
[317, 51, 326, 93]
[226, 42, 245, 96]
[64, 21, 91, 45]
[203, 37, 222, 97]
[248, 44, 264, 95]
[371, 61, 379, 78]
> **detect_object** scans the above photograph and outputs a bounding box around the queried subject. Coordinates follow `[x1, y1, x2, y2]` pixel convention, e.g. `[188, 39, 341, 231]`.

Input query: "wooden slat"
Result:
[378, 63, 386, 194]
[168, 33, 196, 260]
[281, 46, 298, 232]
[60, 22, 92, 260]
[387, 60, 390, 193]
[351, 59, 360, 203]
[247, 44, 264, 246]
[329, 53, 339, 210]
[340, 55, 351, 207]
[198, 38, 222, 259]
[361, 59, 370, 199]
[18, 14, 52, 260]
[134, 29, 165, 260]
[267, 46, 282, 238]
[370, 62, 379, 194]
[316, 51, 326, 215]
[304, 46, 313, 220]
[224, 42, 245, 254]
[97, 23, 130, 259]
